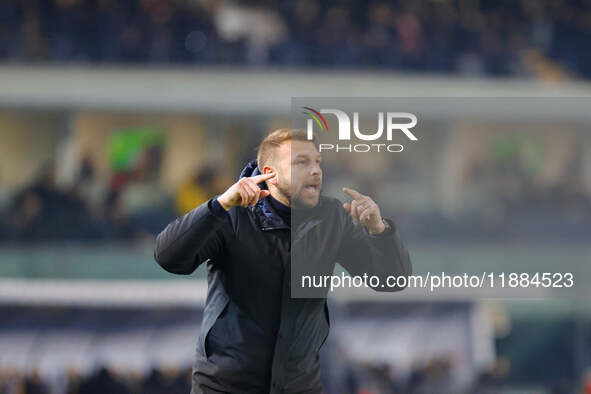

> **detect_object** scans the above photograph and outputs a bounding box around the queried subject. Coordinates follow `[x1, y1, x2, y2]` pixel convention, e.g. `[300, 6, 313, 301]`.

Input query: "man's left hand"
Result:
[343, 187, 386, 235]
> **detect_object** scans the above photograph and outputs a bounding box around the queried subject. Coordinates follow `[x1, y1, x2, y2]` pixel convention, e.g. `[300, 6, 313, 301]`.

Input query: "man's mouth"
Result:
[303, 183, 320, 193]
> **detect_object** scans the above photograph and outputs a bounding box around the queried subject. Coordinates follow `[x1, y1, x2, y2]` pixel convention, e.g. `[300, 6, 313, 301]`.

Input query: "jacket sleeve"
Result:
[154, 198, 229, 275]
[336, 211, 412, 292]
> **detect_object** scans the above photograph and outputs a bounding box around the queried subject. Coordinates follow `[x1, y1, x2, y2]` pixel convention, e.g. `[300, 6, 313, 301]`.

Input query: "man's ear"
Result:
[263, 165, 278, 185]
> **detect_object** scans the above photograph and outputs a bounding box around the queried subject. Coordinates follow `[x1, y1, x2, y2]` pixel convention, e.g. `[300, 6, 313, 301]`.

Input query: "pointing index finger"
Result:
[250, 172, 276, 184]
[343, 187, 363, 200]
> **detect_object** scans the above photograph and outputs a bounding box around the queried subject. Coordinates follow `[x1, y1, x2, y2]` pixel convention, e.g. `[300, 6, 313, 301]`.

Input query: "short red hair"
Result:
[256, 129, 316, 170]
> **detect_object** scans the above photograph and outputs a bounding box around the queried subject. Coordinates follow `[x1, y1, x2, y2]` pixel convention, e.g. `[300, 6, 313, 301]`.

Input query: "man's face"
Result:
[274, 140, 323, 208]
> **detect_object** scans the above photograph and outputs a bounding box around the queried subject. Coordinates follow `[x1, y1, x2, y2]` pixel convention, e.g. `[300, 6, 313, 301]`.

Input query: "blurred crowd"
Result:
[1, 136, 590, 243]
[0, 146, 224, 243]
[0, 0, 590, 78]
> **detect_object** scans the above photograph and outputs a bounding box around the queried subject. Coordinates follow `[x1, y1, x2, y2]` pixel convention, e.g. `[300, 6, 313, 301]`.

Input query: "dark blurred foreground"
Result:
[0, 366, 191, 394]
[0, 303, 589, 394]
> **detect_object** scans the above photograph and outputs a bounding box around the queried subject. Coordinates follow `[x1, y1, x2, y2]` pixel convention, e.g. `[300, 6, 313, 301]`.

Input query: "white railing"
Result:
[1, 65, 591, 113]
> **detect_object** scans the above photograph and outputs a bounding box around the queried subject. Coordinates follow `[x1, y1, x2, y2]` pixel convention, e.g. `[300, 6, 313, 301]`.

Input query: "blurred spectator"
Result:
[394, 5, 426, 70]
[10, 165, 100, 242]
[360, 2, 398, 67]
[23, 370, 49, 394]
[406, 356, 455, 394]
[119, 147, 167, 215]
[118, 146, 174, 236]
[314, 4, 359, 66]
[64, 368, 82, 394]
[0, 0, 22, 60]
[139, 367, 188, 394]
[46, 0, 93, 61]
[74, 155, 107, 219]
[176, 166, 223, 215]
[214, 0, 287, 65]
[0, 368, 25, 394]
[78, 367, 131, 394]
[471, 357, 510, 394]
[0, 171, 9, 241]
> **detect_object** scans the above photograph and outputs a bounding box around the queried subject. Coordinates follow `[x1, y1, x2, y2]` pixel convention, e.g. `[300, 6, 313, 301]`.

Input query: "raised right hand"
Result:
[217, 172, 276, 211]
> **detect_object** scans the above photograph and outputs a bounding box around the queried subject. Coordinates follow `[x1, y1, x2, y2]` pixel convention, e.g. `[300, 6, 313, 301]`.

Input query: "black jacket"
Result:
[154, 160, 412, 394]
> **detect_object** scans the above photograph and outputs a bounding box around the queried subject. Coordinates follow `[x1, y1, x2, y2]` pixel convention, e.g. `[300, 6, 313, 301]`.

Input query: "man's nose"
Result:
[310, 163, 322, 176]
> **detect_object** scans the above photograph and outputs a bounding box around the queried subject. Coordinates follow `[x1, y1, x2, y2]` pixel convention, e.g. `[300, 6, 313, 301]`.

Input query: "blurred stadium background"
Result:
[1, 0, 591, 393]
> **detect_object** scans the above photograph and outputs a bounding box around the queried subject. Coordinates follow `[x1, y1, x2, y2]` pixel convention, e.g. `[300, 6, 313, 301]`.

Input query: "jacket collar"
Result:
[255, 197, 290, 231]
